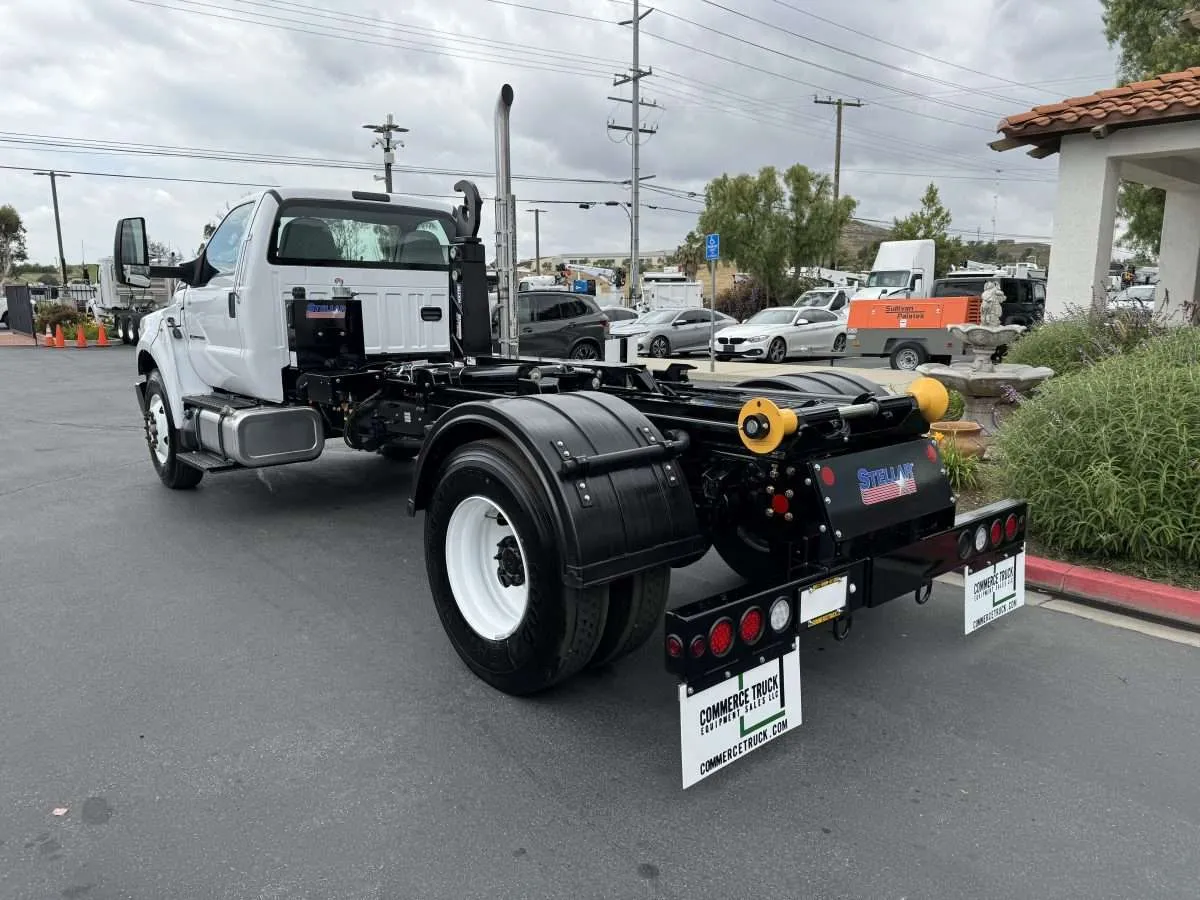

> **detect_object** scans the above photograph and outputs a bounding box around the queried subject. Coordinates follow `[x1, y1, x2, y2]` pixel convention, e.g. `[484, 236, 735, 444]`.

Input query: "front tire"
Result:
[649, 336, 671, 358]
[766, 337, 787, 363]
[143, 370, 204, 490]
[424, 438, 609, 695]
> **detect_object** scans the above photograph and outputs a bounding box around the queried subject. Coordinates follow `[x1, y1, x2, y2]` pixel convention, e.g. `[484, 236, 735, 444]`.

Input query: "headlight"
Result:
[744, 334, 768, 342]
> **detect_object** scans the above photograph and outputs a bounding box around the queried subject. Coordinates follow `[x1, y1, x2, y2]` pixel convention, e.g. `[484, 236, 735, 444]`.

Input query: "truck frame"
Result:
[114, 85, 1029, 786]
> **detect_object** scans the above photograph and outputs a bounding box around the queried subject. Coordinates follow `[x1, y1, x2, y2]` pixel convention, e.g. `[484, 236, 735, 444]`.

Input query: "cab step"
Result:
[182, 393, 259, 413]
[176, 450, 240, 472]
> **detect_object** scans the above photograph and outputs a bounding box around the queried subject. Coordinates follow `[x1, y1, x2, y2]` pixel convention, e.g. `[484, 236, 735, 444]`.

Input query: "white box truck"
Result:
[851, 240, 936, 300]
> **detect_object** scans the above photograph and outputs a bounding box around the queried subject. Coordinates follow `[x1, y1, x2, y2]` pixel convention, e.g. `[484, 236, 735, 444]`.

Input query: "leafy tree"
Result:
[1101, 0, 1200, 254]
[890, 183, 965, 278]
[0, 204, 28, 282]
[698, 164, 852, 303]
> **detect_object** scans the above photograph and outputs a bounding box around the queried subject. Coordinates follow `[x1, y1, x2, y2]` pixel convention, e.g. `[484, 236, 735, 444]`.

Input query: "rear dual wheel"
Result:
[424, 439, 669, 695]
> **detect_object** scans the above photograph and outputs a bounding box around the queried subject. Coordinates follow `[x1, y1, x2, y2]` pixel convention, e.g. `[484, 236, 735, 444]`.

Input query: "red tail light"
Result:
[990, 519, 1003, 547]
[1005, 513, 1018, 541]
[820, 466, 836, 486]
[739, 607, 764, 645]
[666, 634, 683, 658]
[709, 618, 735, 657]
[689, 635, 707, 659]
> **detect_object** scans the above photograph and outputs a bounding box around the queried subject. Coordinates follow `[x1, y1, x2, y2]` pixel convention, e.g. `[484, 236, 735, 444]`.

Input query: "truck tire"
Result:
[889, 342, 927, 371]
[424, 438, 610, 695]
[710, 519, 790, 583]
[589, 566, 671, 668]
[143, 369, 204, 490]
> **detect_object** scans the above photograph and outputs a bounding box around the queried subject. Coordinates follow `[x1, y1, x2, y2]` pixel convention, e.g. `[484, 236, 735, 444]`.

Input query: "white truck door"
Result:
[183, 202, 256, 394]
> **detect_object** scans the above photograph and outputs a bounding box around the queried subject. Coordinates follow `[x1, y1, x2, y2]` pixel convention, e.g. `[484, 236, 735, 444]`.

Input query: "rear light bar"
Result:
[956, 509, 1027, 561]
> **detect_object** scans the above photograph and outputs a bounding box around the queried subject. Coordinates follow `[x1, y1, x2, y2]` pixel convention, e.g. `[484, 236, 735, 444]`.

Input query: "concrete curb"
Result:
[1026, 555, 1200, 629]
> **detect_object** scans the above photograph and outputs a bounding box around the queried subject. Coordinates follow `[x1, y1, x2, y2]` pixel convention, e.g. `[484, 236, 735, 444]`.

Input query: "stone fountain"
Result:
[915, 282, 1055, 436]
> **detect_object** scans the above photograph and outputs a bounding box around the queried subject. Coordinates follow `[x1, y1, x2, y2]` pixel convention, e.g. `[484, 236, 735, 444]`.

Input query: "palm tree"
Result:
[671, 231, 704, 280]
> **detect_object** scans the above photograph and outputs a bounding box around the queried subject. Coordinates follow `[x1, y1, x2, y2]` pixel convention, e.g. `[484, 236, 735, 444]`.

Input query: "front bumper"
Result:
[710, 338, 771, 359]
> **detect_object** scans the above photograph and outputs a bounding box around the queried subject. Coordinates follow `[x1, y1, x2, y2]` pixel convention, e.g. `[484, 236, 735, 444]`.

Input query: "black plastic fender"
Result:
[409, 391, 706, 588]
[735, 370, 890, 403]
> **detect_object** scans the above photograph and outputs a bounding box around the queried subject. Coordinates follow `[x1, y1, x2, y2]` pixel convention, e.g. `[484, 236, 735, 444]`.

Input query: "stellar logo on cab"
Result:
[857, 461, 917, 505]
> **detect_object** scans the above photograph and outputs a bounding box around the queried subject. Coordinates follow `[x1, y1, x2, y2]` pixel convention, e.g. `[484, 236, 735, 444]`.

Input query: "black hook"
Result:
[452, 180, 483, 239]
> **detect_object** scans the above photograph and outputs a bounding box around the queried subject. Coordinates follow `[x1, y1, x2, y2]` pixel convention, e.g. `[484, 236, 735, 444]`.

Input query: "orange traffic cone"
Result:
[54, 324, 65, 348]
[96, 323, 109, 347]
[76, 326, 88, 348]
[44, 325, 55, 348]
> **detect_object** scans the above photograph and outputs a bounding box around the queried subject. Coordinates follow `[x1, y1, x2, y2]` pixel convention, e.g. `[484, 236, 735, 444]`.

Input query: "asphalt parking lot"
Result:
[3, 348, 1198, 900]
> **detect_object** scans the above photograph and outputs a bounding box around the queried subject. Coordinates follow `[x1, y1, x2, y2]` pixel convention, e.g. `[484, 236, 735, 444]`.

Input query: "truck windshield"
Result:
[794, 291, 832, 307]
[268, 200, 455, 270]
[867, 270, 909, 288]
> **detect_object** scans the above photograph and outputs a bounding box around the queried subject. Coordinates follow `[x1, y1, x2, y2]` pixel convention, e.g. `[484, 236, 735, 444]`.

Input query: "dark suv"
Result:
[491, 290, 610, 360]
[931, 276, 1046, 327]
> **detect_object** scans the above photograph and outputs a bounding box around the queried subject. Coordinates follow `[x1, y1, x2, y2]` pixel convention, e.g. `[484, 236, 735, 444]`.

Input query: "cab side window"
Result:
[204, 203, 255, 275]
[1032, 282, 1046, 303]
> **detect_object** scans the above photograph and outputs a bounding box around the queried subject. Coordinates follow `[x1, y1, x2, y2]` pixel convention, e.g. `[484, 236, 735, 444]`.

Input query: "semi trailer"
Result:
[115, 85, 1029, 787]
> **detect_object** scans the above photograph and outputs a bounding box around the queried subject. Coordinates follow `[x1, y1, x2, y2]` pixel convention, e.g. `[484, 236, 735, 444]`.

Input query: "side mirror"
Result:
[113, 217, 151, 287]
[796, 318, 810, 326]
[671, 319, 685, 326]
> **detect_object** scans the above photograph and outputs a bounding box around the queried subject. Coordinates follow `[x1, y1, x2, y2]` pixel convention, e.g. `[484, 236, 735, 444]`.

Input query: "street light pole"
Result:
[362, 114, 409, 192]
[33, 171, 70, 287]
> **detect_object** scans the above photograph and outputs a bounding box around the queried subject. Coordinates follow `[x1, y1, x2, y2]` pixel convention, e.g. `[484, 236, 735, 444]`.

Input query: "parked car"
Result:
[600, 305, 640, 323]
[712, 306, 847, 362]
[792, 287, 850, 318]
[930, 275, 1045, 327]
[1107, 284, 1156, 322]
[490, 290, 609, 360]
[611, 307, 736, 358]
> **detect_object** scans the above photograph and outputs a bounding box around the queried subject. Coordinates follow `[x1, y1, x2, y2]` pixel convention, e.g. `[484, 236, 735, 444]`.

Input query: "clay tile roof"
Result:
[995, 67, 1200, 151]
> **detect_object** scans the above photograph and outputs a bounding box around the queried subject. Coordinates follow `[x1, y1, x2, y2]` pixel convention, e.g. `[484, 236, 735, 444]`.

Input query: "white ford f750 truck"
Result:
[114, 84, 1030, 788]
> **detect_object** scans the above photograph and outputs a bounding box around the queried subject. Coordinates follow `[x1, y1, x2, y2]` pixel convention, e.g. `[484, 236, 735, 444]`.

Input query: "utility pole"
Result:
[529, 208, 546, 274]
[362, 114, 409, 192]
[610, 1, 658, 306]
[33, 171, 70, 287]
[813, 96, 864, 204]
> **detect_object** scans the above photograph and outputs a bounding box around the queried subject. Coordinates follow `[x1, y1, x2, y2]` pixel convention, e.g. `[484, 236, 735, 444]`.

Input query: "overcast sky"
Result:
[2, 0, 1119, 267]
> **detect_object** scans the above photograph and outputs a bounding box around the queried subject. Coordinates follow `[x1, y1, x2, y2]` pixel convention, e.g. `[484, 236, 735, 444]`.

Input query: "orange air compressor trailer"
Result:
[844, 295, 981, 371]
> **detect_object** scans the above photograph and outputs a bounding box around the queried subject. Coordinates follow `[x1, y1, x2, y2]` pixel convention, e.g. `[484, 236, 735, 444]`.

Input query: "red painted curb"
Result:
[1026, 555, 1200, 628]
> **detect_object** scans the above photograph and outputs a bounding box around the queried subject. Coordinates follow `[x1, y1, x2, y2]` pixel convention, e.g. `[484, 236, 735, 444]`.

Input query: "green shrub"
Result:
[997, 327, 1200, 565]
[939, 437, 980, 493]
[944, 389, 964, 422]
[35, 302, 81, 334]
[1005, 305, 1165, 377]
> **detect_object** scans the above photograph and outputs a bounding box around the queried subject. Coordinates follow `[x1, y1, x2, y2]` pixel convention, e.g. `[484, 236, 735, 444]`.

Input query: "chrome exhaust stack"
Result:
[494, 84, 519, 359]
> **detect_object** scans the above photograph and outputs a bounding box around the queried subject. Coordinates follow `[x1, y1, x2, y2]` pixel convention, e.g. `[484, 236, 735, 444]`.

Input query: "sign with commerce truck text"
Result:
[679, 648, 801, 788]
[964, 551, 1026, 635]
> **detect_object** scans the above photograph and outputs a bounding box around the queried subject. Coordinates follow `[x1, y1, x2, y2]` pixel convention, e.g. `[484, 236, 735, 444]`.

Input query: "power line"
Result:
[685, 0, 1028, 110]
[124, 0, 1028, 177]
[0, 131, 630, 185]
[0, 163, 702, 211]
[768, 0, 1086, 99]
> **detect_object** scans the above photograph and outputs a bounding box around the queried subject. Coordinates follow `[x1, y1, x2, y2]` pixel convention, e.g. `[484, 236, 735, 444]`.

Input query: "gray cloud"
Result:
[1, 0, 1118, 267]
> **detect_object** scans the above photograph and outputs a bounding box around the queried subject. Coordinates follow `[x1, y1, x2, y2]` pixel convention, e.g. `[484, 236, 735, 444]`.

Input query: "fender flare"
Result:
[133, 319, 209, 424]
[409, 391, 706, 588]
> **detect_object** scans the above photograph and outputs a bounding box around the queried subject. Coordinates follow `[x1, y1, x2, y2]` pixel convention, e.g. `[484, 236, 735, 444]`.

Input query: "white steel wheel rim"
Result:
[147, 393, 171, 464]
[897, 349, 919, 369]
[444, 495, 530, 641]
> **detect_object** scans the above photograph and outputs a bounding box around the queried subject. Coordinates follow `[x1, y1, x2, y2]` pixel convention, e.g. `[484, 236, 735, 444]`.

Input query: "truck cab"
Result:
[852, 239, 936, 300]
